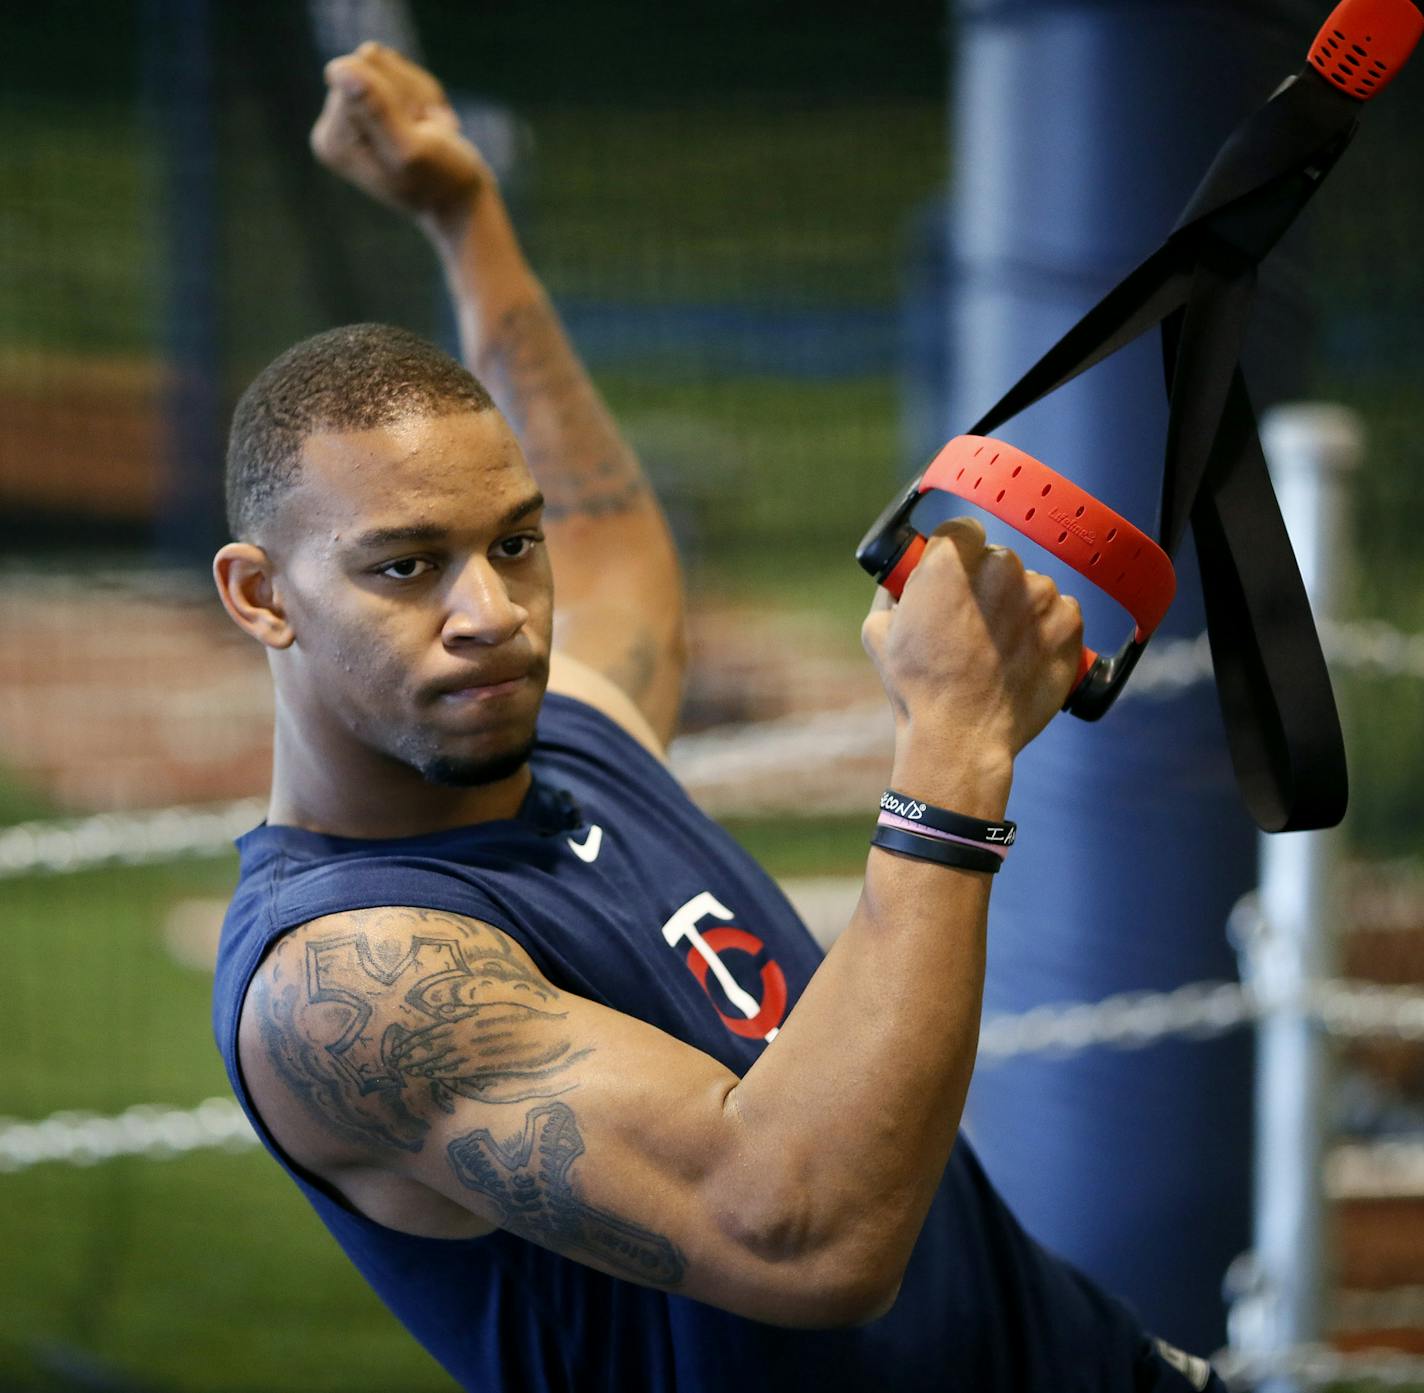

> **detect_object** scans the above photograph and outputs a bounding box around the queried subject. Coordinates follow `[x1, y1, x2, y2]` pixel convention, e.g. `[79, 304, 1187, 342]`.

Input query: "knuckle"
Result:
[983, 543, 1025, 574]
[920, 532, 969, 570]
[861, 605, 893, 647]
[311, 117, 353, 161]
[1024, 571, 1057, 611]
[932, 515, 986, 545]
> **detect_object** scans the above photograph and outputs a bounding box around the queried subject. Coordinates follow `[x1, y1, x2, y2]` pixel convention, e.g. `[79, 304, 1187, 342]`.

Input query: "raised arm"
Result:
[239, 519, 1084, 1327]
[310, 43, 686, 745]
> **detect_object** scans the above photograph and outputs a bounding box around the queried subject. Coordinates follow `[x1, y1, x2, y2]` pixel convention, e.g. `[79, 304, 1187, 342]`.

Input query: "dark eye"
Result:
[495, 533, 542, 560]
[377, 557, 434, 580]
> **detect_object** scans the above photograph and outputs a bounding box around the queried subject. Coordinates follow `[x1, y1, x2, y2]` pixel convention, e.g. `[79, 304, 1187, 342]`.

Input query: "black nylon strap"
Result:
[1158, 253, 1257, 555]
[1156, 246, 1349, 829]
[1188, 375, 1349, 830]
[960, 67, 1358, 832]
[970, 245, 1194, 440]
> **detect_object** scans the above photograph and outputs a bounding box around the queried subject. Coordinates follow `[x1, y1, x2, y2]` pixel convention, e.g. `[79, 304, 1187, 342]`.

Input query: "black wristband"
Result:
[881, 790, 1016, 847]
[870, 824, 1003, 875]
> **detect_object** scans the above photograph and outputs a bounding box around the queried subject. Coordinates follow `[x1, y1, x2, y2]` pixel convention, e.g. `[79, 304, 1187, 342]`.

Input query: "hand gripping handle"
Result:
[1307, 0, 1423, 99]
[854, 436, 1177, 721]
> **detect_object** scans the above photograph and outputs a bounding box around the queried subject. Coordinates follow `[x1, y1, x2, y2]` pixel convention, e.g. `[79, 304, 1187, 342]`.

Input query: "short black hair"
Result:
[225, 323, 495, 541]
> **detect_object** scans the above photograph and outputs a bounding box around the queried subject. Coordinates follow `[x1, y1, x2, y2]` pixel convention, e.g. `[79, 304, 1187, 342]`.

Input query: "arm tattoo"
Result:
[476, 298, 649, 522]
[448, 1101, 687, 1288]
[256, 909, 588, 1153]
[258, 909, 685, 1287]
[252, 964, 428, 1154]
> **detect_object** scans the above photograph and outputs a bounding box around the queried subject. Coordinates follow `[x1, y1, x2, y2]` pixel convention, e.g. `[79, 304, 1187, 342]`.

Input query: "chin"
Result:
[417, 735, 537, 788]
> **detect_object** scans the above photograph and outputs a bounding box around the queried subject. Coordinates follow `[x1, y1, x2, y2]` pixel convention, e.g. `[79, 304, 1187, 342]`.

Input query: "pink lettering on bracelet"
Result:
[876, 811, 1008, 859]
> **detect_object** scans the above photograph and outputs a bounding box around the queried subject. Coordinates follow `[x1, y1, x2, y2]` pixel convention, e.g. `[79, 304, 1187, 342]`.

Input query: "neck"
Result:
[266, 706, 533, 839]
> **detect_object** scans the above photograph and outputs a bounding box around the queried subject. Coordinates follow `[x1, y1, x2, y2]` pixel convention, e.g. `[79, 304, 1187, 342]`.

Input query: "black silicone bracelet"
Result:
[881, 790, 1016, 848]
[870, 824, 1003, 875]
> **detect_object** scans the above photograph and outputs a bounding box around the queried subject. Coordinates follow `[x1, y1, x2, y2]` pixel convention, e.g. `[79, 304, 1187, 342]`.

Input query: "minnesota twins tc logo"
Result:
[660, 892, 787, 1043]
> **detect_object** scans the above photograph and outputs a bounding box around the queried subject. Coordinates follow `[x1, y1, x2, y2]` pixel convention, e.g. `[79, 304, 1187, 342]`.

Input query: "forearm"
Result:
[428, 196, 645, 515]
[425, 198, 685, 722]
[719, 735, 1012, 1300]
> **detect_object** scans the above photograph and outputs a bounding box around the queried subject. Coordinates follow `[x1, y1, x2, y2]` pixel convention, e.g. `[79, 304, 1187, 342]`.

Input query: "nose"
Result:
[440, 557, 529, 647]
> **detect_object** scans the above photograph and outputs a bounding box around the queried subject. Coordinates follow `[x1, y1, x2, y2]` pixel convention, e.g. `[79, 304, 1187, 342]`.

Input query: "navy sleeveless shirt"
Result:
[213, 693, 1195, 1392]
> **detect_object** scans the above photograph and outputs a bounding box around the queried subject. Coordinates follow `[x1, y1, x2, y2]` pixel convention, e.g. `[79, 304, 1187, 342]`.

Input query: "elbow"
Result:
[763, 1257, 903, 1329]
[707, 1171, 905, 1328]
[802, 1269, 903, 1329]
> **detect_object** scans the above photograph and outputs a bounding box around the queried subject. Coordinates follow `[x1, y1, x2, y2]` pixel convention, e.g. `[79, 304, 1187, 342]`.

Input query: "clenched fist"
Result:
[311, 42, 492, 233]
[861, 517, 1084, 764]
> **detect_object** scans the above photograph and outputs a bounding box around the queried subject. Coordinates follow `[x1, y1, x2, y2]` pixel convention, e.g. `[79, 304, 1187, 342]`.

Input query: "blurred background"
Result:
[1, 0, 1421, 1388]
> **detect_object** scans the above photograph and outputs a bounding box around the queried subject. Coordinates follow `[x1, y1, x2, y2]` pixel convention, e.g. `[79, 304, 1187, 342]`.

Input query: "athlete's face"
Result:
[269, 408, 552, 787]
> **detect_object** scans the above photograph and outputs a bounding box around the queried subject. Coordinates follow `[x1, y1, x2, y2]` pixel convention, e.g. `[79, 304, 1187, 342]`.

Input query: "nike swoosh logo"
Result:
[567, 825, 603, 863]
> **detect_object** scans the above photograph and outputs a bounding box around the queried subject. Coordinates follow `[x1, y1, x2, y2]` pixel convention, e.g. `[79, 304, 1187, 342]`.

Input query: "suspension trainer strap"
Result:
[857, 0, 1419, 829]
[962, 54, 1389, 831]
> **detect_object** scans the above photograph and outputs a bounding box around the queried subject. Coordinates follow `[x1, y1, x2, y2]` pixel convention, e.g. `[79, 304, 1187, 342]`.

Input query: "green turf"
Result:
[0, 105, 159, 357]
[525, 102, 945, 308]
[600, 369, 908, 581]
[0, 94, 941, 359]
[0, 858, 456, 1391]
[721, 815, 872, 880]
[0, 1153, 458, 1393]
[0, 767, 60, 825]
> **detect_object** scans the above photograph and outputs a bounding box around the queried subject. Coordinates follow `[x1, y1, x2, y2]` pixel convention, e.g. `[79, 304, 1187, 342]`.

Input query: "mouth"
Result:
[434, 674, 530, 704]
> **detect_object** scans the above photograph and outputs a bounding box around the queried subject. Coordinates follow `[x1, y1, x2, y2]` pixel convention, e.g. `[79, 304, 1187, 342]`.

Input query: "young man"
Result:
[211, 42, 1224, 1392]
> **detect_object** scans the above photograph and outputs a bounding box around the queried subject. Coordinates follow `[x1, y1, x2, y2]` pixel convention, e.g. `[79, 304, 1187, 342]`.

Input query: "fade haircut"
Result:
[225, 323, 495, 541]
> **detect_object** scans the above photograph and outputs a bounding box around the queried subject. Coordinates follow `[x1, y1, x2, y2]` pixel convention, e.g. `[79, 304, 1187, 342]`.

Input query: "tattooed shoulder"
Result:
[241, 907, 591, 1159]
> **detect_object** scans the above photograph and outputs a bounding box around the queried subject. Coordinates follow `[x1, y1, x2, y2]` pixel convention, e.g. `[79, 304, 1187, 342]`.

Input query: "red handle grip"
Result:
[1308, 0, 1423, 99]
[914, 436, 1176, 642]
[1073, 645, 1100, 693]
[871, 436, 1172, 713]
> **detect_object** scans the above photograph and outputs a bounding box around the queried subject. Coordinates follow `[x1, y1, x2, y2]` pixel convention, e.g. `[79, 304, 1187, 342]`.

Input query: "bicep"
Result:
[238, 906, 845, 1324]
[412, 981, 741, 1297]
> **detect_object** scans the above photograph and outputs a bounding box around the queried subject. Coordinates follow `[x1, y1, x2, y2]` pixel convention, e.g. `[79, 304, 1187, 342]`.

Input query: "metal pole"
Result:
[1244, 403, 1363, 1389]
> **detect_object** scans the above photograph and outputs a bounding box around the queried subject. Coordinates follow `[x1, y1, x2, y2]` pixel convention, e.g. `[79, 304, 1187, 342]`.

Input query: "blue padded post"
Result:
[946, 0, 1316, 1354]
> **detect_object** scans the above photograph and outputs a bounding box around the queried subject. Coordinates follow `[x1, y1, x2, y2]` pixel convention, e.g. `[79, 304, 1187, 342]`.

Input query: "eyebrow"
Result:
[350, 492, 545, 551]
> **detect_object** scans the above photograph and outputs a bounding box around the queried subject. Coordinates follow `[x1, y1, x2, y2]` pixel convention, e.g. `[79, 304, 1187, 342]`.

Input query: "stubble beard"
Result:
[416, 734, 538, 788]
[379, 658, 548, 790]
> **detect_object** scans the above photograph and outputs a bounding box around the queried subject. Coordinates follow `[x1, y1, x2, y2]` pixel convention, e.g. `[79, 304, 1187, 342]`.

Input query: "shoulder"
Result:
[238, 905, 564, 1172]
[547, 650, 670, 763]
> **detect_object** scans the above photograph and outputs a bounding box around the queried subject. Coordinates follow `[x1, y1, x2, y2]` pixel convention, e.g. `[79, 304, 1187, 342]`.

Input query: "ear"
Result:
[213, 542, 295, 650]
